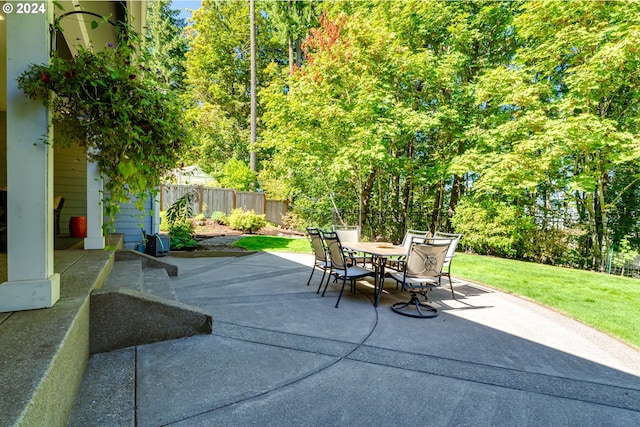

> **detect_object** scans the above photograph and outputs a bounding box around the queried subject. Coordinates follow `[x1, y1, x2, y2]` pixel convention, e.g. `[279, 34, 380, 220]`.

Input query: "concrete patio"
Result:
[69, 250, 640, 426]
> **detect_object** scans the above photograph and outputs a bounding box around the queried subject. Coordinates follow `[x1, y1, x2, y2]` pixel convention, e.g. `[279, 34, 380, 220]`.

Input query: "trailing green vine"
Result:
[17, 19, 187, 233]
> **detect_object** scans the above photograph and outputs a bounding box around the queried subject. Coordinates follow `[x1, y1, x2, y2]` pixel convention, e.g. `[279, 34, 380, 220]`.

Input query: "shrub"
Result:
[451, 198, 535, 258]
[281, 211, 304, 231]
[165, 192, 197, 250]
[194, 213, 206, 226]
[211, 211, 227, 225]
[227, 208, 266, 233]
[165, 191, 196, 227]
[169, 220, 198, 250]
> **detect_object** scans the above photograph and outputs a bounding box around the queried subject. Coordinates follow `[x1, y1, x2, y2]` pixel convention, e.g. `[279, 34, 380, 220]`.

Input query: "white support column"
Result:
[0, 5, 60, 312]
[84, 161, 105, 249]
[152, 193, 161, 235]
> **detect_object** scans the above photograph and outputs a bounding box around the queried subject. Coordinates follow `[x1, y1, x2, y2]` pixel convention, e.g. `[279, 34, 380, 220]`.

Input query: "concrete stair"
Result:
[0, 235, 122, 427]
[67, 251, 212, 426]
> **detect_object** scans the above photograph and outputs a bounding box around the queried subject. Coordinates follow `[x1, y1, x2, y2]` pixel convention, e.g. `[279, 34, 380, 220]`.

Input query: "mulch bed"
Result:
[190, 219, 305, 252]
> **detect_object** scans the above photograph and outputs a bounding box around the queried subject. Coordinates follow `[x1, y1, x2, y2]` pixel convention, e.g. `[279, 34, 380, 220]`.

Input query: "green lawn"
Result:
[454, 253, 640, 349]
[233, 235, 312, 253]
[232, 235, 640, 349]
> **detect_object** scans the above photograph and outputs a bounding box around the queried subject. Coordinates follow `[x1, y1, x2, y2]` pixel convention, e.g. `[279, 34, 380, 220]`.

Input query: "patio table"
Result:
[340, 241, 408, 306]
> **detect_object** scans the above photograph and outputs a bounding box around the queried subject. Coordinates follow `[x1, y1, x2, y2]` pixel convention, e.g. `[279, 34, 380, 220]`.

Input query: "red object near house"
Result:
[69, 216, 87, 238]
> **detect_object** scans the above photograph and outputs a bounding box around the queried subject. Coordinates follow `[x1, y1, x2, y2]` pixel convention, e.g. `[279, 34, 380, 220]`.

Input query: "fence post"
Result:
[263, 192, 267, 215]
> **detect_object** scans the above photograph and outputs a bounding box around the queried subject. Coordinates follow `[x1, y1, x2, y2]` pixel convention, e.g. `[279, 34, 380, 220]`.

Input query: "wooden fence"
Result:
[160, 185, 288, 226]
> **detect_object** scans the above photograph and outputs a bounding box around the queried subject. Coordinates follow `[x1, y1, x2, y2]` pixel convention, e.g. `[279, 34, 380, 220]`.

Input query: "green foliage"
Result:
[232, 235, 312, 253]
[168, 220, 198, 250]
[210, 211, 227, 225]
[159, 211, 170, 232]
[194, 213, 206, 226]
[181, 0, 640, 272]
[281, 211, 304, 231]
[227, 208, 267, 233]
[165, 192, 197, 249]
[18, 20, 186, 233]
[451, 198, 535, 258]
[145, 0, 188, 90]
[611, 235, 640, 275]
[182, 0, 281, 172]
[165, 191, 196, 226]
[218, 158, 258, 191]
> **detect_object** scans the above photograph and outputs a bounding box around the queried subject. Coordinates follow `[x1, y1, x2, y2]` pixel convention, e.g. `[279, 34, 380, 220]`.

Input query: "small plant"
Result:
[165, 192, 198, 250]
[17, 18, 187, 232]
[282, 211, 304, 231]
[168, 221, 198, 250]
[165, 191, 196, 226]
[211, 211, 227, 225]
[227, 208, 267, 234]
[194, 213, 206, 226]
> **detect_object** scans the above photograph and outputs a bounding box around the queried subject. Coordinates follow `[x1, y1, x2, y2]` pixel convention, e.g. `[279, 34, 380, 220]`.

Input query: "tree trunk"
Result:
[445, 174, 461, 232]
[288, 37, 295, 74]
[430, 180, 444, 233]
[249, 0, 257, 172]
[359, 169, 377, 234]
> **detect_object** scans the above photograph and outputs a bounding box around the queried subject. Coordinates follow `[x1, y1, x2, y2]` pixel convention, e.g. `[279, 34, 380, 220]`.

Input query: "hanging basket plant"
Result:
[17, 22, 187, 233]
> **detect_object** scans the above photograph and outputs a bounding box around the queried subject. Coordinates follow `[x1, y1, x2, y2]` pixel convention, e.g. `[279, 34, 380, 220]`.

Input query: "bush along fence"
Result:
[160, 184, 288, 226]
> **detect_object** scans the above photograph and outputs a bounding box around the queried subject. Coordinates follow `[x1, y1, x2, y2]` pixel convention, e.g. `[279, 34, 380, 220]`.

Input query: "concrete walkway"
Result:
[75, 251, 640, 426]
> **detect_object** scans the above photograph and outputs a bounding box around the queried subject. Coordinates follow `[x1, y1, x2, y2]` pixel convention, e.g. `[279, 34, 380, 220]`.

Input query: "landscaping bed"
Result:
[191, 220, 304, 252]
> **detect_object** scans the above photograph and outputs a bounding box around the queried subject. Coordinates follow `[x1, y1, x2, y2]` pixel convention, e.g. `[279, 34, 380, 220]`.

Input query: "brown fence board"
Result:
[160, 185, 287, 226]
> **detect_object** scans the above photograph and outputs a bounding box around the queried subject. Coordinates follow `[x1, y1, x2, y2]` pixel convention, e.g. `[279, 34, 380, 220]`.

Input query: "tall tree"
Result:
[183, 0, 280, 179]
[145, 0, 188, 89]
[461, 1, 640, 267]
[263, 1, 318, 72]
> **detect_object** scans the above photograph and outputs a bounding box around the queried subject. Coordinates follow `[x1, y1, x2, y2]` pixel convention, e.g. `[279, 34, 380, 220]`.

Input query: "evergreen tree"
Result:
[145, 0, 188, 90]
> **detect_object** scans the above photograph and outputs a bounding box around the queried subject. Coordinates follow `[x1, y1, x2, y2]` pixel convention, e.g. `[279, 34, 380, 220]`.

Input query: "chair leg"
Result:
[316, 269, 328, 294]
[391, 292, 439, 318]
[447, 272, 455, 299]
[321, 271, 333, 296]
[306, 265, 316, 287]
[335, 278, 348, 308]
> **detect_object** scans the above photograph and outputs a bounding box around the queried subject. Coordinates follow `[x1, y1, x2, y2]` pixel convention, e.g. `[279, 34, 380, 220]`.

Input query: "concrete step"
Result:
[103, 259, 143, 292]
[66, 348, 135, 427]
[0, 242, 119, 427]
[142, 267, 177, 301]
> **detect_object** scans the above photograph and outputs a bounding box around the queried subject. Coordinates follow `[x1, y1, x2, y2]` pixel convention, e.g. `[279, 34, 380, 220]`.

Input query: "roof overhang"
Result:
[0, 1, 147, 111]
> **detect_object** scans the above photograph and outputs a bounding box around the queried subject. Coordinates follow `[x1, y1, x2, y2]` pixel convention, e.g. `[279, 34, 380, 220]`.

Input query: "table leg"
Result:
[374, 256, 387, 307]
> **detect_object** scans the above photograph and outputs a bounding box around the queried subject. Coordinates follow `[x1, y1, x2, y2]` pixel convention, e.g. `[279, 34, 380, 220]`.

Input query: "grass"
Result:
[454, 253, 640, 349]
[233, 235, 312, 253]
[232, 235, 640, 348]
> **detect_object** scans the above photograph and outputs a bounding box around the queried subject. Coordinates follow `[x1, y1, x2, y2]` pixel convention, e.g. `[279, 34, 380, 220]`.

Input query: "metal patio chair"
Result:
[388, 240, 450, 318]
[321, 230, 377, 308]
[433, 231, 463, 299]
[305, 227, 332, 294]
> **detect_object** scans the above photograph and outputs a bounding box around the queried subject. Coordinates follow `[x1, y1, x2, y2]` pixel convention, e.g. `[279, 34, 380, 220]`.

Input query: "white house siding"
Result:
[53, 144, 87, 235]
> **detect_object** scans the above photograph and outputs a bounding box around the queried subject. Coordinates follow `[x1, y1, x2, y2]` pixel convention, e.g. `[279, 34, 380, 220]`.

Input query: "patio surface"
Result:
[72, 251, 640, 426]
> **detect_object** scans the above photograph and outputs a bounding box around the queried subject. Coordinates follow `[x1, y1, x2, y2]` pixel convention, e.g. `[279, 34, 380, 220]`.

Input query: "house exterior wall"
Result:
[0, 112, 6, 187]
[54, 144, 87, 235]
[112, 195, 153, 248]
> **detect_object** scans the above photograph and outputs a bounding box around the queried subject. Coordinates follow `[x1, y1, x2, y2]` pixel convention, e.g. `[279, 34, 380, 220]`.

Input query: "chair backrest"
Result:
[332, 225, 360, 243]
[306, 227, 327, 262]
[433, 231, 463, 261]
[321, 230, 347, 272]
[405, 241, 450, 279]
[401, 229, 431, 251]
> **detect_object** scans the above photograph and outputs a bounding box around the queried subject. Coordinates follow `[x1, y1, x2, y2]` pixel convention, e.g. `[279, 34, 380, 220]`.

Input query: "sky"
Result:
[170, 0, 202, 22]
